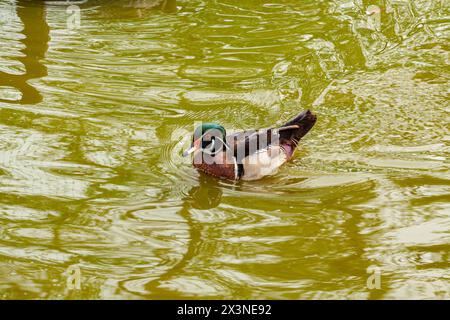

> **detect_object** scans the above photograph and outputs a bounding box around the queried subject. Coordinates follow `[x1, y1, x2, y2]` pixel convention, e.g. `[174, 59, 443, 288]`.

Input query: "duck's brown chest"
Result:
[193, 151, 237, 180]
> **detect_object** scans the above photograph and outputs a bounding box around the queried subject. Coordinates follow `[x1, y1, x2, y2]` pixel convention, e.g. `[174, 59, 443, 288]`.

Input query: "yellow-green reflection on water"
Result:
[0, 0, 449, 299]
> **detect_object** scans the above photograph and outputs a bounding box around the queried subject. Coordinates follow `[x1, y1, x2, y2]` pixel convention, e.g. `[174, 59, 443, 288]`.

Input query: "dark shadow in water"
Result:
[142, 174, 222, 298]
[186, 174, 223, 210]
[0, 1, 49, 104]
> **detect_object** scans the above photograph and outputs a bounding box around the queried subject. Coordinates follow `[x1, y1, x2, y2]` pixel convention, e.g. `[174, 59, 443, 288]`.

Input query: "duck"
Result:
[183, 109, 317, 181]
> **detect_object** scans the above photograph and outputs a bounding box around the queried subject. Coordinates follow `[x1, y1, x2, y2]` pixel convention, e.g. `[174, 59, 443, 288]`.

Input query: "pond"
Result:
[0, 0, 449, 299]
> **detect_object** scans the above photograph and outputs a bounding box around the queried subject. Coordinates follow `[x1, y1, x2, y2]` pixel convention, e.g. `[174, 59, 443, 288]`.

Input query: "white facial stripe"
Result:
[207, 139, 215, 151]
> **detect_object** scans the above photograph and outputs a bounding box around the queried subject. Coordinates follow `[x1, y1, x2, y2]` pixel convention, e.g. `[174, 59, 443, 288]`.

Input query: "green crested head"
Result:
[183, 123, 227, 157]
[193, 123, 226, 141]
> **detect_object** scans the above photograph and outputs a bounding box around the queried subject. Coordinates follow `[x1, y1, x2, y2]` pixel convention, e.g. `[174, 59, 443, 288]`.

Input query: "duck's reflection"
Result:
[0, 0, 49, 104]
[186, 174, 223, 210]
[142, 174, 222, 298]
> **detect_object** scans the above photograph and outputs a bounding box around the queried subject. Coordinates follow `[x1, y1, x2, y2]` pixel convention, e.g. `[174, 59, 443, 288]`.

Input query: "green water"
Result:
[0, 0, 449, 299]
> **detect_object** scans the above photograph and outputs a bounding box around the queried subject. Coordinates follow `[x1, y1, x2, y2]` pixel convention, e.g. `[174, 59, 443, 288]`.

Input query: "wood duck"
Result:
[183, 110, 317, 181]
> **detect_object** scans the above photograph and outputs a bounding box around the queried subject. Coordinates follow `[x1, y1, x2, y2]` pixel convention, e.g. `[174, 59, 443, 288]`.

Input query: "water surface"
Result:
[0, 0, 449, 299]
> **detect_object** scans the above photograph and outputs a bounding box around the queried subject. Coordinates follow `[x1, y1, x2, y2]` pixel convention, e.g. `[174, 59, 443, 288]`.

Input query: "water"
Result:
[0, 0, 449, 299]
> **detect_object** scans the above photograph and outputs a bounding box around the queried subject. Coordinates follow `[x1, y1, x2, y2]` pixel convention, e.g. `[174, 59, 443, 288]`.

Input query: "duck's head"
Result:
[183, 123, 227, 157]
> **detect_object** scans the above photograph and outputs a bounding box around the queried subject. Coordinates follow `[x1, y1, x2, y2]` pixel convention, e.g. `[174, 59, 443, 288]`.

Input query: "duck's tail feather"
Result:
[278, 109, 317, 145]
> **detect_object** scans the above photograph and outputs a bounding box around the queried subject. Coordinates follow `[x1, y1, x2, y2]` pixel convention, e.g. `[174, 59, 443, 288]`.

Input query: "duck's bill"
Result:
[183, 138, 202, 157]
[182, 146, 196, 157]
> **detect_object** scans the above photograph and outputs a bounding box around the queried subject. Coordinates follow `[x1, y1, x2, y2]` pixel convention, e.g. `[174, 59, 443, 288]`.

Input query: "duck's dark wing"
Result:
[225, 110, 317, 163]
[226, 128, 279, 163]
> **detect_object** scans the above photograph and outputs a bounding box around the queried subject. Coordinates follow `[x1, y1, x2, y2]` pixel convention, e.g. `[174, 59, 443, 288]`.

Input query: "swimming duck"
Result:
[183, 109, 317, 181]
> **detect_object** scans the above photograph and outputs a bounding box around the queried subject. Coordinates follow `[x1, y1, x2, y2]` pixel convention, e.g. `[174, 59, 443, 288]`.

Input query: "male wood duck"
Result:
[183, 110, 317, 181]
